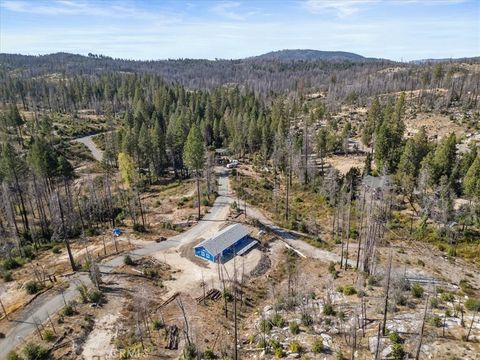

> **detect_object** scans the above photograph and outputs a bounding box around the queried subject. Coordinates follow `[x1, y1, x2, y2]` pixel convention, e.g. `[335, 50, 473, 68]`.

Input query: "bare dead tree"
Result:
[374, 322, 382, 360]
[415, 295, 429, 360]
[465, 308, 478, 342]
[177, 296, 195, 357]
[382, 251, 393, 336]
[344, 179, 353, 269]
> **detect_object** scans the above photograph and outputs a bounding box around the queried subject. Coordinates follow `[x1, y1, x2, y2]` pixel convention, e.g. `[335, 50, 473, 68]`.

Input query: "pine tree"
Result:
[431, 133, 457, 184]
[464, 157, 480, 199]
[183, 124, 206, 220]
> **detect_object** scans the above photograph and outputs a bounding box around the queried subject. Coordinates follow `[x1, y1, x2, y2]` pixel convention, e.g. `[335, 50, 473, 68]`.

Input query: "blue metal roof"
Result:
[195, 223, 249, 257]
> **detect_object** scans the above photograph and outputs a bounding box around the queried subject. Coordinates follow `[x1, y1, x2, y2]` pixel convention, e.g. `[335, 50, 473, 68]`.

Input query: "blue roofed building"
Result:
[194, 224, 258, 263]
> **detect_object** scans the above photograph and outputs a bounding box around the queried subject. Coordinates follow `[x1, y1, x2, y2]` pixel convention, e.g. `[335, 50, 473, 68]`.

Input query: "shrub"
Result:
[311, 338, 323, 354]
[23, 342, 49, 360]
[428, 315, 442, 327]
[465, 298, 480, 312]
[301, 313, 313, 326]
[88, 289, 103, 304]
[259, 319, 272, 333]
[328, 262, 338, 278]
[61, 304, 74, 317]
[411, 283, 424, 298]
[336, 350, 344, 360]
[323, 303, 335, 316]
[446, 246, 456, 257]
[289, 321, 300, 335]
[391, 343, 405, 360]
[182, 343, 197, 360]
[2, 257, 21, 270]
[42, 329, 55, 342]
[124, 255, 134, 265]
[342, 285, 357, 296]
[271, 313, 285, 328]
[288, 340, 302, 353]
[270, 339, 282, 351]
[357, 289, 366, 298]
[52, 245, 62, 254]
[1, 271, 13, 282]
[6, 351, 21, 360]
[22, 245, 36, 260]
[256, 338, 268, 349]
[459, 279, 474, 295]
[395, 294, 407, 306]
[152, 319, 163, 330]
[440, 292, 454, 302]
[203, 348, 215, 359]
[25, 280, 42, 295]
[133, 223, 146, 233]
[77, 284, 89, 303]
[143, 267, 159, 278]
[222, 290, 233, 302]
[274, 347, 284, 358]
[367, 275, 379, 286]
[430, 297, 439, 309]
[388, 331, 402, 344]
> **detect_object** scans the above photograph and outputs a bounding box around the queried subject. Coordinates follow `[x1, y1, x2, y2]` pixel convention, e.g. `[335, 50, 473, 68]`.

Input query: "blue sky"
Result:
[0, 0, 479, 61]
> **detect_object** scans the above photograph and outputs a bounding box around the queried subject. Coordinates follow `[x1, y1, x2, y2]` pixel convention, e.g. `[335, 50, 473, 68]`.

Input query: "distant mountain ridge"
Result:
[251, 49, 369, 62]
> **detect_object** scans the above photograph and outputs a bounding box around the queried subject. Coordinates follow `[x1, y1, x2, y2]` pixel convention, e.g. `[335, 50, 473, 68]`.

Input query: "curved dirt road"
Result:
[73, 134, 104, 162]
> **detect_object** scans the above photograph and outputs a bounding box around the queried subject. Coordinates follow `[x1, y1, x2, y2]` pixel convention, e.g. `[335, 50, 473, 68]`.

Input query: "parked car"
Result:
[226, 159, 239, 168]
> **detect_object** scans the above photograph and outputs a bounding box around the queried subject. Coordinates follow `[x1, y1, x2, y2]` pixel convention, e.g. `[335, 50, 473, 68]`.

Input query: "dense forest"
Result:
[1, 52, 479, 108]
[0, 51, 479, 266]
[1, 50, 480, 360]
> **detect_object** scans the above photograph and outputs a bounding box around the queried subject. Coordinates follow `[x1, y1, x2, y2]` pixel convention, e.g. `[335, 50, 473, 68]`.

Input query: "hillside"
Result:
[0, 48, 480, 360]
[1, 52, 479, 110]
[252, 49, 368, 61]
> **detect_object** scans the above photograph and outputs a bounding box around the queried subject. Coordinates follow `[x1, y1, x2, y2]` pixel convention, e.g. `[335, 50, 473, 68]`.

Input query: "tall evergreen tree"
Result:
[183, 124, 206, 220]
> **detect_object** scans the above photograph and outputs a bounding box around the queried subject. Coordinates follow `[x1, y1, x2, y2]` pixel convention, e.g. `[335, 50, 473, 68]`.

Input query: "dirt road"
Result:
[244, 205, 353, 265]
[0, 168, 232, 358]
[73, 134, 104, 162]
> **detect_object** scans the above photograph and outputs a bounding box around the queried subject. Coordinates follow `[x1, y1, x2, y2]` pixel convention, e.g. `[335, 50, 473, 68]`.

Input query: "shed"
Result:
[194, 224, 257, 263]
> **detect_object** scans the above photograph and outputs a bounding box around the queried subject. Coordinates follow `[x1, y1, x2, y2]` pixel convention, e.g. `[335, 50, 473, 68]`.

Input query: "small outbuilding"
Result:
[194, 224, 257, 263]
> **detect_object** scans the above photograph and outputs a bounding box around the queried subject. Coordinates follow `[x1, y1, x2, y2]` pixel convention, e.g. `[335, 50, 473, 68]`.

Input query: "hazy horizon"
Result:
[1, 0, 479, 61]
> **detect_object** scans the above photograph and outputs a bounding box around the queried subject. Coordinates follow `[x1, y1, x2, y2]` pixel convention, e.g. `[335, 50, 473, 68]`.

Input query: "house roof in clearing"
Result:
[194, 223, 249, 257]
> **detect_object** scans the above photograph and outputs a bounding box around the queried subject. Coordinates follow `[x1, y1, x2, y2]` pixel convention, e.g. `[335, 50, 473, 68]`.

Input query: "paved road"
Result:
[73, 134, 104, 162]
[0, 169, 232, 359]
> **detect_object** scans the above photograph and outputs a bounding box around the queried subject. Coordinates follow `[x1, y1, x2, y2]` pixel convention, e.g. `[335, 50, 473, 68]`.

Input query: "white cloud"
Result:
[211, 1, 246, 21]
[1, 0, 166, 20]
[303, 0, 379, 17]
[303, 0, 468, 17]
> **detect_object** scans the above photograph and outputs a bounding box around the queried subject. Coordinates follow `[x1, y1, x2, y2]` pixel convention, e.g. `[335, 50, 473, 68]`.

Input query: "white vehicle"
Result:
[226, 159, 239, 168]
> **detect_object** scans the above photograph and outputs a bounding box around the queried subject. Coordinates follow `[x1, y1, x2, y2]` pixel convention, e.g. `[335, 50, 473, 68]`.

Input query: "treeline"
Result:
[1, 53, 479, 109]
[0, 72, 293, 262]
[359, 94, 480, 233]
